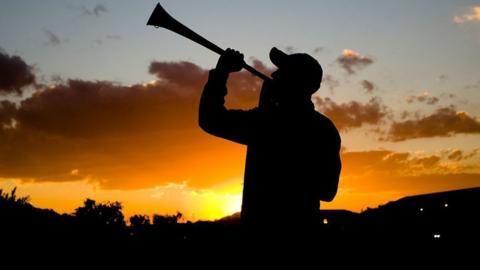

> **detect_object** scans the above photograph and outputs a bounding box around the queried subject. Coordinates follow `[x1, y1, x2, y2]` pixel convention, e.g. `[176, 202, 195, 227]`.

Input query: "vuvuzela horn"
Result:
[146, 3, 271, 81]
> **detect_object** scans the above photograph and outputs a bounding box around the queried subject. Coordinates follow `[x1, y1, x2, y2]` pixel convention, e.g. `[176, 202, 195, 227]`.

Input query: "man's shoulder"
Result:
[312, 111, 338, 132]
[311, 111, 341, 145]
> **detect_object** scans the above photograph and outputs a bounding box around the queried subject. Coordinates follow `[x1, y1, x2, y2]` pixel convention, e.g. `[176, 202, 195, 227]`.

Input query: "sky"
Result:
[0, 0, 479, 221]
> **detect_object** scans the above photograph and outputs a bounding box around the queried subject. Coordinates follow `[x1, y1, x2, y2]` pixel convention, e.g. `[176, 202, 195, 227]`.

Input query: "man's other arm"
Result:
[318, 122, 342, 202]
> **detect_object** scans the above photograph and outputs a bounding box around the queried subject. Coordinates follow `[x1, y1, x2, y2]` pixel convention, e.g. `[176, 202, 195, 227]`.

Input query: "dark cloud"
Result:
[0, 60, 266, 189]
[341, 150, 450, 175]
[448, 150, 463, 161]
[377, 152, 440, 171]
[336, 49, 373, 75]
[446, 149, 478, 161]
[343, 150, 439, 175]
[0, 101, 17, 127]
[405, 92, 439, 105]
[360, 80, 375, 93]
[0, 51, 36, 94]
[387, 106, 480, 141]
[149, 61, 207, 91]
[314, 96, 388, 131]
[416, 155, 441, 168]
[44, 30, 61, 46]
[341, 150, 479, 193]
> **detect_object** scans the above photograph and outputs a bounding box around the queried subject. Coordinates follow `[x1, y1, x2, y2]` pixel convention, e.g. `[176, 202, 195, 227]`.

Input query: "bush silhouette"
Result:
[75, 198, 126, 227]
[153, 212, 182, 226]
[0, 187, 30, 205]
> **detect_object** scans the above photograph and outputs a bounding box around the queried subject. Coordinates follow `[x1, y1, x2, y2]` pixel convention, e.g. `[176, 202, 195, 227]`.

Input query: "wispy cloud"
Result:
[360, 80, 376, 93]
[453, 6, 480, 24]
[44, 29, 61, 46]
[284, 46, 295, 54]
[322, 74, 340, 93]
[446, 149, 479, 161]
[106, 34, 121, 41]
[437, 74, 448, 82]
[405, 92, 439, 105]
[81, 4, 108, 17]
[464, 80, 480, 90]
[312, 47, 323, 54]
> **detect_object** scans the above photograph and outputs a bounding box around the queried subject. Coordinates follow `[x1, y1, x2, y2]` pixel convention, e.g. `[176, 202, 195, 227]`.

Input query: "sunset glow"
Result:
[1, 1, 479, 221]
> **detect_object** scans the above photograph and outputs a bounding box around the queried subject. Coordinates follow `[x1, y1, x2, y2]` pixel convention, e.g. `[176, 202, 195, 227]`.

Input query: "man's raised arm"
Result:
[198, 48, 259, 145]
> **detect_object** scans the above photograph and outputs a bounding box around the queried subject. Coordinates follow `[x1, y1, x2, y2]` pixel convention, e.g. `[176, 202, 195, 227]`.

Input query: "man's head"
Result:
[269, 47, 323, 101]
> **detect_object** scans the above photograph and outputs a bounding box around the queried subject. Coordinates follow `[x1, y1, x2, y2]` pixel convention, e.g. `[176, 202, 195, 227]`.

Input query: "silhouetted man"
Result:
[199, 47, 341, 231]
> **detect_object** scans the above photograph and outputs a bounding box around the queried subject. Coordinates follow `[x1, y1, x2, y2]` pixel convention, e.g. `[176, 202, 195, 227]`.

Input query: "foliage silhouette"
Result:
[0, 187, 30, 205]
[1, 186, 479, 255]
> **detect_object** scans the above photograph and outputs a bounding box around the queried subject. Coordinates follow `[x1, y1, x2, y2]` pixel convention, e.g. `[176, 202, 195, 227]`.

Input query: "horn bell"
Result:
[146, 3, 175, 27]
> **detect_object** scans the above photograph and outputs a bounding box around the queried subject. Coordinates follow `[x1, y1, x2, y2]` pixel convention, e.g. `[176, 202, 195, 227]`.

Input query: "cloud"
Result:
[284, 46, 295, 54]
[360, 80, 375, 93]
[446, 149, 478, 161]
[321, 74, 340, 93]
[405, 92, 439, 105]
[312, 47, 323, 54]
[0, 51, 36, 94]
[336, 49, 373, 75]
[453, 6, 480, 24]
[0, 60, 266, 189]
[447, 150, 462, 161]
[464, 80, 480, 90]
[314, 96, 388, 131]
[3, 52, 477, 209]
[106, 34, 121, 40]
[387, 106, 480, 141]
[0, 101, 17, 127]
[44, 30, 61, 46]
[437, 74, 448, 82]
[340, 150, 480, 194]
[342, 150, 441, 177]
[149, 61, 206, 91]
[93, 4, 108, 16]
[81, 4, 108, 17]
[93, 35, 122, 47]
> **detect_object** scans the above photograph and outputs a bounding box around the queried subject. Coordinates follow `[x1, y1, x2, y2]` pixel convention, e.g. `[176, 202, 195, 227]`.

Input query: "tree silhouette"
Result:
[0, 187, 30, 205]
[153, 212, 183, 226]
[129, 214, 151, 239]
[74, 198, 126, 227]
[130, 214, 151, 227]
[73, 198, 127, 242]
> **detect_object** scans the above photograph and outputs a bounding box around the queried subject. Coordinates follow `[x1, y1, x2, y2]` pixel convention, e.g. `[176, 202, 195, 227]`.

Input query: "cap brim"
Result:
[270, 47, 288, 68]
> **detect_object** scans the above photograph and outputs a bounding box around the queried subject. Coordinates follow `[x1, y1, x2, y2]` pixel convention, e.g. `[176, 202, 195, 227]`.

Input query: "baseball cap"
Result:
[269, 47, 323, 90]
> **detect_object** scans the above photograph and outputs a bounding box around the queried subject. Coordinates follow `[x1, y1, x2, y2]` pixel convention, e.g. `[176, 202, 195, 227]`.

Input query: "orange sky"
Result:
[1, 58, 479, 220]
[1, 2, 480, 221]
